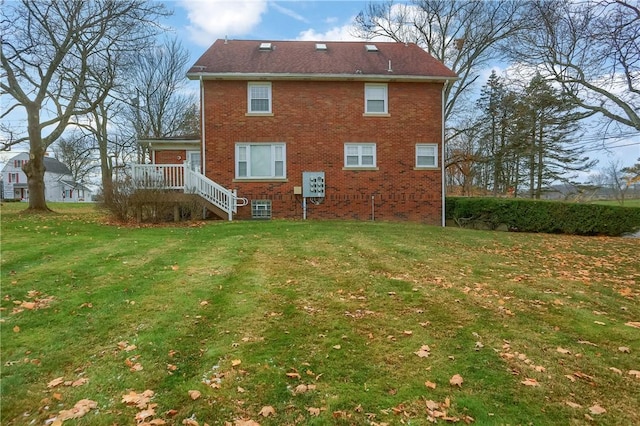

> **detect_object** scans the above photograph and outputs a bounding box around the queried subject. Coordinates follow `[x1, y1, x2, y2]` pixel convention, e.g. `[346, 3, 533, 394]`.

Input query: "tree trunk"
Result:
[25, 104, 51, 212]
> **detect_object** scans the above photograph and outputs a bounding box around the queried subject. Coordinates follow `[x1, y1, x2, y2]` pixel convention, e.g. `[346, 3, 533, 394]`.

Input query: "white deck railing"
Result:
[131, 164, 185, 189]
[130, 163, 248, 220]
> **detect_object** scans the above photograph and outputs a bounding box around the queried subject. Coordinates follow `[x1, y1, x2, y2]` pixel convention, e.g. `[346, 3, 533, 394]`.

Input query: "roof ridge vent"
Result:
[259, 42, 272, 51]
[365, 44, 379, 52]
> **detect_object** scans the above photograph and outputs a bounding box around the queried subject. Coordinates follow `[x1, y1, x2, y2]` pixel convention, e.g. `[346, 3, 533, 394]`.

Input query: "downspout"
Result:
[441, 81, 448, 228]
[200, 74, 206, 176]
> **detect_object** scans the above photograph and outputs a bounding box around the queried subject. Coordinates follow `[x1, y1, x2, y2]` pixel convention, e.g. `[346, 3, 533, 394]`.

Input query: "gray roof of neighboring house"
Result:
[43, 156, 72, 175]
[1, 153, 72, 175]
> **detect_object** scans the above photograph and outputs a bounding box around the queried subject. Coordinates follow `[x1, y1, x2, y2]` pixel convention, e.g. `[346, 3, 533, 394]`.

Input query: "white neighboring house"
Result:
[1, 152, 92, 202]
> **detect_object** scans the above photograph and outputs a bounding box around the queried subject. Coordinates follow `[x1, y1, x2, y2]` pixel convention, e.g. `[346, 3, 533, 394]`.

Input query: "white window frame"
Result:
[344, 143, 377, 168]
[235, 143, 286, 179]
[247, 82, 272, 114]
[364, 83, 388, 114]
[416, 143, 438, 168]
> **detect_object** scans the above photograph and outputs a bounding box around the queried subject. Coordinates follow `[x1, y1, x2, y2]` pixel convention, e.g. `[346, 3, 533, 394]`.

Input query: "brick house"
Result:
[141, 39, 456, 223]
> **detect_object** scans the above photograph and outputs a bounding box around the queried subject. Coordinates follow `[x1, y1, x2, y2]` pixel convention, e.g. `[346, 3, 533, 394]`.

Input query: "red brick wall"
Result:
[154, 150, 187, 164]
[202, 79, 444, 224]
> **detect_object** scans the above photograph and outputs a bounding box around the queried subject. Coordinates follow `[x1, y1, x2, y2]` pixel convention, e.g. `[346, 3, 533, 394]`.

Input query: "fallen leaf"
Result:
[589, 404, 606, 415]
[609, 367, 622, 375]
[188, 390, 201, 400]
[171, 265, 179, 271]
[618, 346, 630, 353]
[48, 377, 65, 388]
[286, 372, 301, 379]
[122, 389, 154, 409]
[424, 381, 437, 389]
[449, 374, 463, 387]
[565, 401, 582, 409]
[564, 375, 576, 382]
[557, 347, 571, 355]
[629, 370, 640, 379]
[57, 399, 97, 421]
[307, 407, 321, 416]
[332, 345, 341, 350]
[624, 321, 640, 329]
[414, 345, 431, 358]
[13, 326, 20, 333]
[71, 378, 88, 387]
[426, 400, 440, 410]
[129, 362, 143, 372]
[521, 378, 539, 387]
[231, 359, 242, 367]
[136, 407, 156, 422]
[258, 406, 275, 417]
[234, 420, 260, 426]
[594, 321, 606, 326]
[294, 384, 308, 394]
[237, 386, 245, 393]
[403, 330, 413, 336]
[200, 300, 209, 306]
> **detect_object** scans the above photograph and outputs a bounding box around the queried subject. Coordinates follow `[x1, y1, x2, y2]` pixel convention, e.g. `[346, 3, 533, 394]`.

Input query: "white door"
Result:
[187, 151, 201, 172]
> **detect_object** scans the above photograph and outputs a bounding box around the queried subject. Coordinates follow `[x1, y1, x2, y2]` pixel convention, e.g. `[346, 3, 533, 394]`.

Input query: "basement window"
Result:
[251, 200, 272, 219]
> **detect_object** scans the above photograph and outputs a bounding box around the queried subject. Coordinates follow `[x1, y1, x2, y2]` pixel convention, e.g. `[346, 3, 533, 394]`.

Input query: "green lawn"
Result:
[591, 198, 640, 208]
[1, 202, 639, 425]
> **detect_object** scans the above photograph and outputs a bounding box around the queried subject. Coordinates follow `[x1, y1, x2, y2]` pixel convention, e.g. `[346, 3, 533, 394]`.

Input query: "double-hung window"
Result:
[236, 143, 286, 179]
[247, 82, 272, 113]
[344, 143, 376, 168]
[364, 83, 388, 114]
[416, 144, 438, 168]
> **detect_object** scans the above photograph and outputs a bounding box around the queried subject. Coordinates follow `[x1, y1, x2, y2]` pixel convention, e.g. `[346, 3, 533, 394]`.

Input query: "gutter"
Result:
[441, 80, 448, 228]
[187, 72, 458, 83]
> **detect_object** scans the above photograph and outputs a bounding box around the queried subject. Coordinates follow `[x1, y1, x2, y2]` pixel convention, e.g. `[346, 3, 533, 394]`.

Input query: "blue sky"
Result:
[166, 0, 376, 65]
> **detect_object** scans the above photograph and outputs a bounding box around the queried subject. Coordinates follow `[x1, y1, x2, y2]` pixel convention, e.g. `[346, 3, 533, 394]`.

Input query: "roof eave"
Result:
[187, 72, 458, 83]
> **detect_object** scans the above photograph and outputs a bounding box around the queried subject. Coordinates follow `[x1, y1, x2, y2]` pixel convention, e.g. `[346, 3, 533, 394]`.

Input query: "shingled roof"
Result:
[187, 39, 457, 82]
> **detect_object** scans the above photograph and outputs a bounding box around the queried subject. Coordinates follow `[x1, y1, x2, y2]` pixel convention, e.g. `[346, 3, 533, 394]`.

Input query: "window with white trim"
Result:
[236, 143, 286, 179]
[416, 144, 438, 168]
[364, 83, 388, 114]
[344, 143, 376, 167]
[247, 82, 272, 113]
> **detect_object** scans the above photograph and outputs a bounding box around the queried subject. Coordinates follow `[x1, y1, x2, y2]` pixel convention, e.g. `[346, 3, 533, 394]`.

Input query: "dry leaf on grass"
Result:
[449, 374, 463, 387]
[589, 404, 606, 415]
[307, 407, 321, 416]
[258, 406, 275, 417]
[231, 359, 242, 367]
[424, 380, 437, 389]
[188, 390, 201, 400]
[618, 346, 630, 353]
[414, 345, 431, 358]
[57, 399, 97, 421]
[122, 389, 154, 409]
[629, 370, 640, 379]
[556, 347, 571, 355]
[624, 321, 640, 329]
[48, 377, 65, 388]
[565, 401, 582, 409]
[521, 378, 540, 386]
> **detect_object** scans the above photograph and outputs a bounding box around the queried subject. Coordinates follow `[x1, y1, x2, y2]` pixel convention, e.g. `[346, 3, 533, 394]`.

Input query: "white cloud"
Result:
[179, 0, 268, 46]
[295, 15, 367, 42]
[270, 2, 309, 24]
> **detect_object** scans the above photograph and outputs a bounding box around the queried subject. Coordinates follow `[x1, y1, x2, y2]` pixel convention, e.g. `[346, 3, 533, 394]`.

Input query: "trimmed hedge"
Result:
[445, 197, 640, 236]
